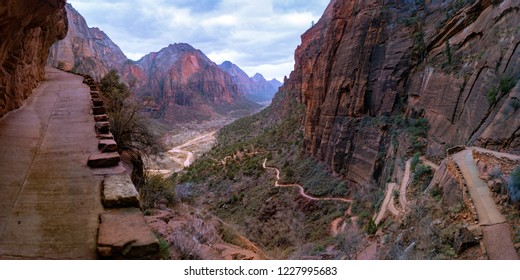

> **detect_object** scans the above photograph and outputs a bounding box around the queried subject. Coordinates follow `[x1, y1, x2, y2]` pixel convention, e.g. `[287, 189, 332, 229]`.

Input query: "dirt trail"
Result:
[0, 67, 102, 259]
[399, 159, 412, 211]
[170, 131, 216, 168]
[452, 147, 518, 259]
[262, 159, 352, 203]
[147, 131, 216, 175]
[262, 159, 354, 237]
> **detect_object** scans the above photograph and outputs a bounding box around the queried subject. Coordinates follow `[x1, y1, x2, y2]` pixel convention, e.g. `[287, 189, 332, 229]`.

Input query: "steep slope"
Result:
[0, 0, 68, 117]
[219, 61, 281, 103]
[133, 44, 259, 123]
[278, 0, 520, 188]
[47, 3, 128, 80]
[176, 0, 520, 259]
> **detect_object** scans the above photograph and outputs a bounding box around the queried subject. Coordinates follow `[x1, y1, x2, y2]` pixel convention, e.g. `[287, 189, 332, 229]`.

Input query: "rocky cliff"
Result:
[0, 0, 67, 117]
[132, 44, 258, 123]
[278, 0, 520, 188]
[47, 4, 127, 80]
[219, 61, 281, 103]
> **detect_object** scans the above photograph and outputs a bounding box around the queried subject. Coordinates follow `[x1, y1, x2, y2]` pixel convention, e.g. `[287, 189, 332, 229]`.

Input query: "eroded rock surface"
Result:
[0, 0, 68, 117]
[277, 0, 520, 189]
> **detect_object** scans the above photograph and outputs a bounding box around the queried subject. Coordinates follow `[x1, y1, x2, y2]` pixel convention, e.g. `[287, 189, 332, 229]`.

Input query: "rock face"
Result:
[277, 0, 520, 188]
[131, 44, 259, 123]
[47, 4, 128, 80]
[219, 61, 281, 103]
[0, 0, 68, 117]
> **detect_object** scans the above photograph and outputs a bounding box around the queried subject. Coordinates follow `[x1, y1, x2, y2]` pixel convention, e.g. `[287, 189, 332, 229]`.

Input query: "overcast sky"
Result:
[67, 0, 329, 81]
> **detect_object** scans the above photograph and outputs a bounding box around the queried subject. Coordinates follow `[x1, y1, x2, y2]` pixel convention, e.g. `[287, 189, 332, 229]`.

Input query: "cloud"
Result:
[68, 0, 328, 81]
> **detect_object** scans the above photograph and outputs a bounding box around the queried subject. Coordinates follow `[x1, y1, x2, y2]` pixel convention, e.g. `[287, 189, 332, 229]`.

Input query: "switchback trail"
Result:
[262, 159, 353, 203]
[262, 159, 355, 237]
[0, 67, 102, 259]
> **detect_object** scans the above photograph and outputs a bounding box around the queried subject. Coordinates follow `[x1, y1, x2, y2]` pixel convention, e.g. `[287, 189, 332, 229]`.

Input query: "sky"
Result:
[67, 0, 329, 81]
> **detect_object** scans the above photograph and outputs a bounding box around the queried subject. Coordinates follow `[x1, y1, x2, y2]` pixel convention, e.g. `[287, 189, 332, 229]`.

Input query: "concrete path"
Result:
[452, 148, 518, 259]
[0, 67, 102, 259]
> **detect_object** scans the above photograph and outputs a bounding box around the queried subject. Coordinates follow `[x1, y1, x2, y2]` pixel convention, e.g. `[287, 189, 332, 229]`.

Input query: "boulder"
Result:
[453, 228, 479, 255]
[97, 208, 159, 259]
[87, 152, 120, 168]
[102, 174, 140, 208]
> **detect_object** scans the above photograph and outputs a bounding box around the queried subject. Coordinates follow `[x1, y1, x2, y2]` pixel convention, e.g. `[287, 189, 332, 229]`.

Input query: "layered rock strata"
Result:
[0, 0, 68, 117]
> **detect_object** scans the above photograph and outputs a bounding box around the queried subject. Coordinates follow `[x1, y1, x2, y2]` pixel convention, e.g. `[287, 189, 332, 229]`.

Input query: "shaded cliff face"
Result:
[0, 0, 67, 117]
[133, 44, 258, 123]
[47, 4, 127, 80]
[219, 61, 281, 103]
[278, 0, 520, 187]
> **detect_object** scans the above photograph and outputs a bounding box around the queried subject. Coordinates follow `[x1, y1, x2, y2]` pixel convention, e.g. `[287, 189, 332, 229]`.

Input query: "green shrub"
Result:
[365, 218, 377, 235]
[411, 152, 421, 172]
[137, 175, 177, 209]
[508, 166, 520, 202]
[57, 61, 65, 70]
[487, 88, 497, 104]
[499, 76, 517, 95]
[510, 98, 520, 111]
[157, 236, 171, 260]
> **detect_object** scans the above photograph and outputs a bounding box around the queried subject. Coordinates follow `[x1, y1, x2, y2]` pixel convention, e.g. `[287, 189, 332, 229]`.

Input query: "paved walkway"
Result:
[0, 67, 102, 259]
[452, 148, 518, 259]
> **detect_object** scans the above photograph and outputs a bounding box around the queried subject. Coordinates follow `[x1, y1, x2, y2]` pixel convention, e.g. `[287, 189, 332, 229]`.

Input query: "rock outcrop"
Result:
[219, 61, 281, 103]
[277, 0, 520, 188]
[0, 0, 68, 117]
[131, 44, 259, 123]
[47, 4, 128, 80]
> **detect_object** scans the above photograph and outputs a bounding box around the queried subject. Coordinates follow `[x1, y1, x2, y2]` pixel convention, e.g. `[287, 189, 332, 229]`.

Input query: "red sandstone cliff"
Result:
[219, 61, 281, 103]
[47, 4, 127, 80]
[0, 0, 68, 117]
[278, 0, 520, 187]
[132, 44, 258, 123]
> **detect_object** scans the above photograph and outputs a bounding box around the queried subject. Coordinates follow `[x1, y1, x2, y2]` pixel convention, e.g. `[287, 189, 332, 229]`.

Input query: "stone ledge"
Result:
[102, 174, 140, 208]
[97, 208, 159, 259]
[98, 139, 118, 153]
[95, 121, 110, 134]
[92, 106, 106, 115]
[88, 152, 120, 168]
[97, 132, 114, 140]
[94, 114, 108, 122]
[92, 98, 104, 107]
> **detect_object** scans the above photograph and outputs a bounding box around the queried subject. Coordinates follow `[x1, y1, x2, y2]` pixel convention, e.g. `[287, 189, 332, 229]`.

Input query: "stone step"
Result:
[98, 132, 114, 140]
[102, 174, 140, 208]
[92, 106, 106, 115]
[92, 98, 104, 107]
[98, 139, 118, 153]
[90, 91, 100, 98]
[94, 114, 109, 122]
[95, 121, 111, 134]
[97, 208, 159, 259]
[87, 152, 120, 168]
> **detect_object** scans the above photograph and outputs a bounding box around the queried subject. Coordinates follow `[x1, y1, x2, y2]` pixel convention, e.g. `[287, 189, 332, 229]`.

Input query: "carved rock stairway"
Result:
[81, 76, 159, 259]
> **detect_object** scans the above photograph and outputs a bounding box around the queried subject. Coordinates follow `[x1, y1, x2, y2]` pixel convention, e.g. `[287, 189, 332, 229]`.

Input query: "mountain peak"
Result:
[166, 43, 196, 52]
[252, 73, 266, 82]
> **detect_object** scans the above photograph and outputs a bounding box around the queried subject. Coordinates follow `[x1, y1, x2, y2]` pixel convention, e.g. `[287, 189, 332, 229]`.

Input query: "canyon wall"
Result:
[48, 4, 127, 80]
[0, 0, 68, 117]
[278, 0, 520, 188]
[132, 43, 258, 123]
[219, 61, 281, 103]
